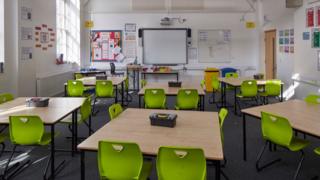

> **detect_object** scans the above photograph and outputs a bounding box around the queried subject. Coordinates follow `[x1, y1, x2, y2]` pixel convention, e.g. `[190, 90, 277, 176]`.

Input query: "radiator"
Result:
[36, 71, 74, 97]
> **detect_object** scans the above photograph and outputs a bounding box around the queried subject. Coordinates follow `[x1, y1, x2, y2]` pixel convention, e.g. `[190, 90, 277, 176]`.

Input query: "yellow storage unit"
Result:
[204, 68, 220, 92]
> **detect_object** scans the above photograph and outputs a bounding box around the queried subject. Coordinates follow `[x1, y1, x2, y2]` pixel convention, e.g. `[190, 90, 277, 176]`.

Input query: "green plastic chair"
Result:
[74, 73, 83, 80]
[98, 140, 152, 180]
[141, 79, 147, 88]
[315, 147, 320, 155]
[0, 93, 14, 104]
[235, 80, 258, 114]
[225, 72, 238, 90]
[108, 103, 123, 120]
[6, 116, 62, 179]
[256, 112, 310, 180]
[67, 80, 85, 97]
[93, 80, 114, 114]
[209, 77, 221, 104]
[259, 80, 282, 104]
[175, 89, 199, 110]
[123, 77, 132, 105]
[219, 108, 228, 143]
[61, 97, 93, 136]
[200, 80, 205, 89]
[157, 146, 206, 180]
[144, 89, 166, 109]
[304, 94, 320, 104]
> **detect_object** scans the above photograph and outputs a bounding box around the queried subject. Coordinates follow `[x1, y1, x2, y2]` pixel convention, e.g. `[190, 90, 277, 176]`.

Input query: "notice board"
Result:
[91, 30, 122, 62]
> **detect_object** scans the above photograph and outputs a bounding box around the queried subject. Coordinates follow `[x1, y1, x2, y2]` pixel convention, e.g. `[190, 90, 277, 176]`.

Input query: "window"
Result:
[0, 0, 4, 73]
[56, 0, 80, 64]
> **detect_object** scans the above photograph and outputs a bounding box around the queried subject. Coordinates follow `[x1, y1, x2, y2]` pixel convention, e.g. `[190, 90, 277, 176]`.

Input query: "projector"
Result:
[160, 17, 172, 26]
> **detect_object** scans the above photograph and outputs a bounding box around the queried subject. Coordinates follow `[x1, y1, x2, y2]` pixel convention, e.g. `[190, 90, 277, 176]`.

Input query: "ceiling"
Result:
[86, 0, 256, 13]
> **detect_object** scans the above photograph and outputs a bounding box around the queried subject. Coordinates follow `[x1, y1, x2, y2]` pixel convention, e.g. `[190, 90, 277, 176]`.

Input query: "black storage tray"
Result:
[149, 113, 177, 128]
[168, 81, 182, 88]
[26, 98, 49, 107]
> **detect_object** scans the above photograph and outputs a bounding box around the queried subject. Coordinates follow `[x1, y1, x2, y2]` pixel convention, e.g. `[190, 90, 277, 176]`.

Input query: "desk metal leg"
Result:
[280, 84, 284, 102]
[64, 84, 67, 97]
[202, 95, 205, 111]
[243, 113, 247, 161]
[215, 161, 221, 180]
[234, 86, 237, 114]
[121, 82, 124, 106]
[71, 111, 75, 156]
[139, 95, 141, 108]
[51, 125, 55, 179]
[176, 74, 179, 81]
[220, 83, 224, 107]
[75, 109, 78, 153]
[81, 151, 85, 180]
[137, 71, 140, 91]
[115, 85, 118, 103]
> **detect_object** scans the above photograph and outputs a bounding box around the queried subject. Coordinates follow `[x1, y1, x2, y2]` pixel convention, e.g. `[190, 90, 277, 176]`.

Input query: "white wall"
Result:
[82, 5, 260, 79]
[0, 0, 4, 63]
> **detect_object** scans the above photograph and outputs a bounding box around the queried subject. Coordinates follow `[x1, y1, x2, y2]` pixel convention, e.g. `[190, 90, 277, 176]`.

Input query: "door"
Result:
[265, 30, 276, 79]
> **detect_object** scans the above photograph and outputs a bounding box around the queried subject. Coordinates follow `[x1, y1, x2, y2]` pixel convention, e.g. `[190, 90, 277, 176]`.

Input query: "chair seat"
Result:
[287, 138, 310, 152]
[139, 160, 153, 180]
[39, 132, 59, 146]
[314, 147, 320, 155]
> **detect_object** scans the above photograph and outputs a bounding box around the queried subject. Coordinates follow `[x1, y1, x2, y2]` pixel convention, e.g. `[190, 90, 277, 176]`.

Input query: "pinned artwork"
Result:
[307, 7, 315, 27]
[34, 24, 55, 50]
[303, 32, 310, 40]
[278, 28, 294, 54]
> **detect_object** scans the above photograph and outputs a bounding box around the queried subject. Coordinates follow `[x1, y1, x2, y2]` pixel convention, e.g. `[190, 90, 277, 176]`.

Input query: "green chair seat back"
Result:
[211, 76, 220, 91]
[305, 94, 320, 104]
[144, 89, 166, 109]
[96, 80, 114, 98]
[109, 104, 123, 120]
[75, 73, 83, 80]
[141, 80, 147, 88]
[218, 108, 228, 143]
[67, 80, 84, 97]
[261, 112, 293, 147]
[265, 80, 281, 96]
[176, 89, 199, 110]
[225, 72, 238, 78]
[240, 80, 258, 97]
[157, 146, 206, 180]
[9, 116, 44, 145]
[80, 97, 92, 121]
[98, 141, 143, 180]
[0, 93, 14, 104]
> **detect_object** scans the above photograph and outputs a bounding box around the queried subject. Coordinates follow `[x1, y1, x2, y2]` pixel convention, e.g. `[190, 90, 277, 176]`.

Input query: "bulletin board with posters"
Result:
[90, 30, 122, 62]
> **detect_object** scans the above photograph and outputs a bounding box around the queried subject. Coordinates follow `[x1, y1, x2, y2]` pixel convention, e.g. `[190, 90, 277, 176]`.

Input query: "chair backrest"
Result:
[176, 89, 199, 110]
[219, 108, 228, 144]
[265, 80, 281, 96]
[0, 93, 14, 104]
[96, 80, 114, 97]
[144, 89, 166, 109]
[225, 72, 238, 78]
[67, 80, 84, 97]
[9, 116, 44, 145]
[141, 80, 147, 88]
[240, 80, 258, 97]
[98, 141, 143, 180]
[109, 103, 123, 120]
[157, 146, 206, 180]
[221, 67, 237, 77]
[75, 73, 83, 80]
[261, 112, 293, 147]
[80, 97, 92, 121]
[211, 76, 220, 91]
[200, 80, 205, 89]
[110, 63, 116, 74]
[305, 94, 320, 104]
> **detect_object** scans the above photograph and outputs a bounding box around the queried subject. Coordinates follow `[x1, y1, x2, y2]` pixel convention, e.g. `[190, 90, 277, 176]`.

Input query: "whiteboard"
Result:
[198, 29, 232, 63]
[143, 29, 188, 65]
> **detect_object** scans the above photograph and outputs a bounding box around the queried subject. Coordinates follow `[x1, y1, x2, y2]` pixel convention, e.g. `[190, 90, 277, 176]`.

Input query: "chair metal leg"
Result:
[221, 169, 229, 180]
[256, 141, 281, 172]
[293, 151, 305, 180]
[43, 155, 66, 180]
[0, 143, 5, 157]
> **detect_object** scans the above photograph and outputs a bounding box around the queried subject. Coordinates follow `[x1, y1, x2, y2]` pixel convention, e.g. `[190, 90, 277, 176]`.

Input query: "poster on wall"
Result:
[307, 7, 315, 27]
[34, 24, 55, 51]
[312, 28, 320, 48]
[21, 27, 33, 40]
[91, 30, 122, 62]
[21, 47, 33, 61]
[303, 32, 310, 40]
[21, 6, 32, 21]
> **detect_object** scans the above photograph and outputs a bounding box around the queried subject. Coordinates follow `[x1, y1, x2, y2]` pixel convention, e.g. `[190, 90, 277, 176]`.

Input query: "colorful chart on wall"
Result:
[91, 30, 122, 62]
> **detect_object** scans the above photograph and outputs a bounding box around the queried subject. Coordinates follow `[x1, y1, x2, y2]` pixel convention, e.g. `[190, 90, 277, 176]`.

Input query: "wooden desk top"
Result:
[141, 70, 179, 74]
[218, 77, 282, 87]
[78, 76, 126, 86]
[242, 99, 320, 138]
[78, 108, 223, 160]
[138, 82, 205, 96]
[0, 97, 85, 125]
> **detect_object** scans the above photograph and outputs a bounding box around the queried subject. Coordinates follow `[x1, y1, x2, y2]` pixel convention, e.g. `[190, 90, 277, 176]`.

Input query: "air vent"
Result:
[132, 0, 166, 11]
[286, 0, 303, 8]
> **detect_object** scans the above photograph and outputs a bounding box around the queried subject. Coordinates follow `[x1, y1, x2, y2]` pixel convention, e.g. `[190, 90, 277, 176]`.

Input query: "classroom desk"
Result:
[64, 76, 126, 106]
[74, 70, 106, 79]
[0, 97, 85, 179]
[241, 99, 320, 161]
[77, 108, 223, 180]
[141, 70, 179, 81]
[218, 77, 284, 114]
[138, 82, 206, 110]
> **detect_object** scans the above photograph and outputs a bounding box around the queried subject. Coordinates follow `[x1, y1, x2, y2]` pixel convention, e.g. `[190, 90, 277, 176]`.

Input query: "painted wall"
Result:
[82, 6, 260, 78]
